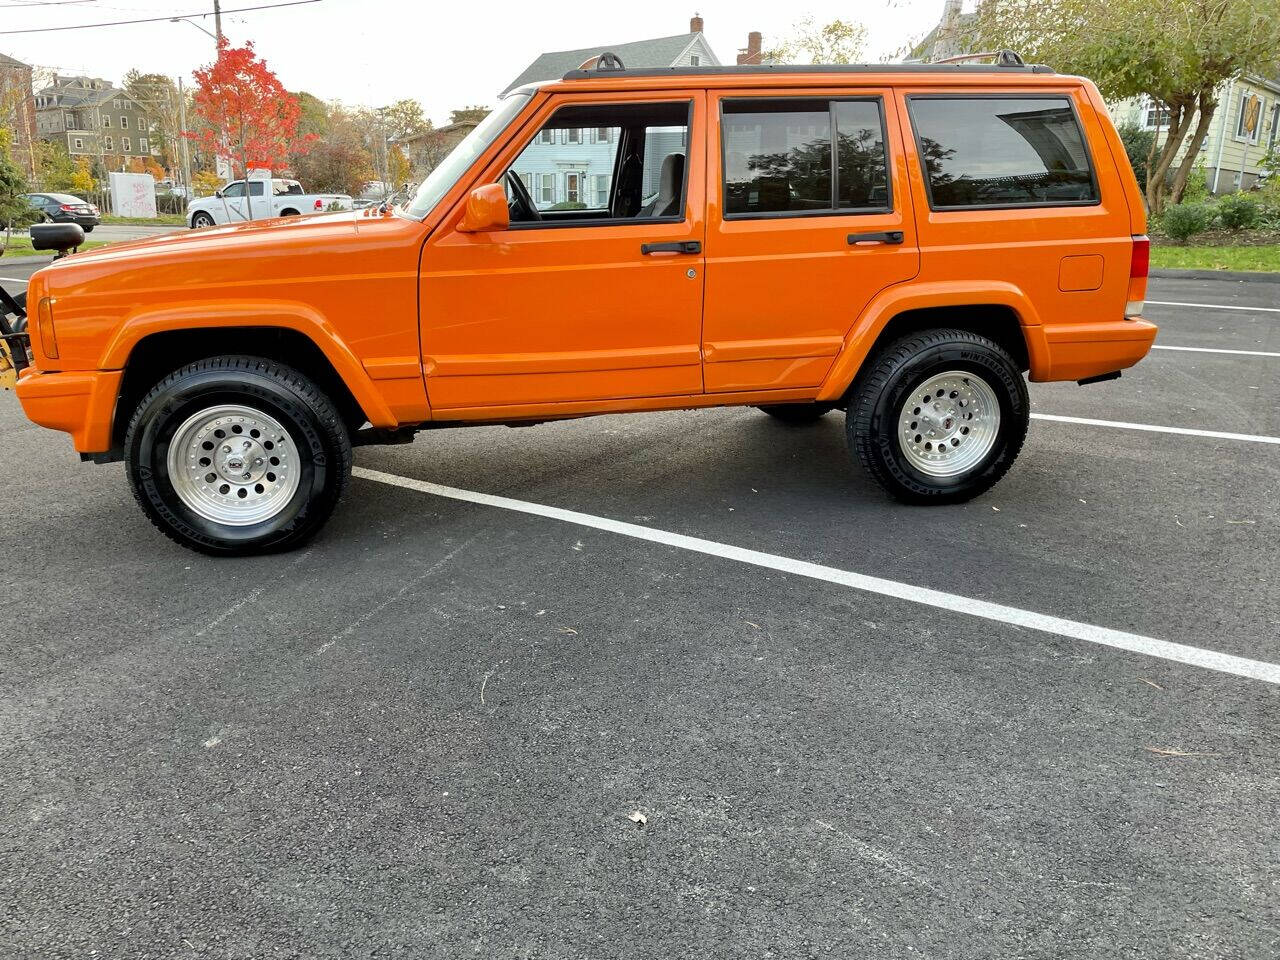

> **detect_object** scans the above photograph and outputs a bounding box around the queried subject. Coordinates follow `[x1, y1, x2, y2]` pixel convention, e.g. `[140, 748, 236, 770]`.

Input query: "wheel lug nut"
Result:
[222, 446, 231, 453]
[254, 458, 263, 466]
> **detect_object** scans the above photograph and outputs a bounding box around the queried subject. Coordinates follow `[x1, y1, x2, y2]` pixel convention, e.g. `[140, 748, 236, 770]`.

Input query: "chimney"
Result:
[690, 12, 703, 33]
[737, 31, 763, 65]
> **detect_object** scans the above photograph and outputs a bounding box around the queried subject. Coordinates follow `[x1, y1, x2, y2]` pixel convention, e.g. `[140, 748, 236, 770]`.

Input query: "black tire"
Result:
[82, 224, 94, 233]
[847, 328, 1028, 504]
[191, 212, 215, 229]
[124, 356, 352, 555]
[757, 402, 837, 424]
[279, 208, 300, 217]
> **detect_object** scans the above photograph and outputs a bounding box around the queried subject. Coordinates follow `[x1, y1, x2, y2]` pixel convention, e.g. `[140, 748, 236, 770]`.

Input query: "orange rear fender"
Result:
[814, 280, 1046, 402]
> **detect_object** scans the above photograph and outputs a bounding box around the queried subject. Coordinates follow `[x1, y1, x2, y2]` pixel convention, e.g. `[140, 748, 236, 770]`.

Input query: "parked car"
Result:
[13, 55, 1156, 554]
[186, 178, 353, 227]
[25, 193, 99, 232]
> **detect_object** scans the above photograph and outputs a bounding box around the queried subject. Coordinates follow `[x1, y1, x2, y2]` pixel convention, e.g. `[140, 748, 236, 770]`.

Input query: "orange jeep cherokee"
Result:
[12, 55, 1156, 555]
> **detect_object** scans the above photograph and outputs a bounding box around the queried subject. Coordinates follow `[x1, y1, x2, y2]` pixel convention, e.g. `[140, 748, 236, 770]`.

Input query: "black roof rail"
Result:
[561, 58, 1054, 82]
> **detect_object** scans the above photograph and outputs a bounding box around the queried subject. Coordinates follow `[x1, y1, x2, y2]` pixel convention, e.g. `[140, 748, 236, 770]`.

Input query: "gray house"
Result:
[35, 75, 152, 164]
[501, 16, 721, 210]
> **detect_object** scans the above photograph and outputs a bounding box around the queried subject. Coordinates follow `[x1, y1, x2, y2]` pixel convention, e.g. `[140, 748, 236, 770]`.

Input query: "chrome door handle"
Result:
[847, 231, 904, 245]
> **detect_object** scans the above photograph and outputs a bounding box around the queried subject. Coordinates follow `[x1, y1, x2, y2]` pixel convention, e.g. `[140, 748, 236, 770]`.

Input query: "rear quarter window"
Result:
[907, 95, 1099, 210]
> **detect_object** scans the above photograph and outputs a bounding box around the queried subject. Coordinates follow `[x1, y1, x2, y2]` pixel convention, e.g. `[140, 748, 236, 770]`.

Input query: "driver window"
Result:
[222, 182, 245, 198]
[505, 100, 691, 227]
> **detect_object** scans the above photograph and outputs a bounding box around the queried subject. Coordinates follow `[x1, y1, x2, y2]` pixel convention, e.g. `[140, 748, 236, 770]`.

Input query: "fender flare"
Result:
[814, 280, 1049, 402]
[100, 299, 399, 427]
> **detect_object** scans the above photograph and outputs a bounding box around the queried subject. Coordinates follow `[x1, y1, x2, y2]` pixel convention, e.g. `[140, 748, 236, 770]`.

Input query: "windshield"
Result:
[404, 93, 532, 220]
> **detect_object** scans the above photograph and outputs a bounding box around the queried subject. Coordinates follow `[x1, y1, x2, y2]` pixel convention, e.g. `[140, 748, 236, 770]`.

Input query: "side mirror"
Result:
[214, 188, 224, 199]
[456, 183, 510, 234]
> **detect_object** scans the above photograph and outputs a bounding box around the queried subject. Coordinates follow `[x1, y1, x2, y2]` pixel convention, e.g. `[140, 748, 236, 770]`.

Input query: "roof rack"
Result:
[562, 52, 1053, 82]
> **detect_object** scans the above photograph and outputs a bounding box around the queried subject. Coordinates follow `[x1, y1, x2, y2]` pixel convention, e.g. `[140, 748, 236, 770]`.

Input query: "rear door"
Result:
[702, 88, 920, 393]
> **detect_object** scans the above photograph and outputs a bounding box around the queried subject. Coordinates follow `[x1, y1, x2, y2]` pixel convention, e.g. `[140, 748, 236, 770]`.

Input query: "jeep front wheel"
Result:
[124, 356, 352, 555]
[847, 328, 1028, 504]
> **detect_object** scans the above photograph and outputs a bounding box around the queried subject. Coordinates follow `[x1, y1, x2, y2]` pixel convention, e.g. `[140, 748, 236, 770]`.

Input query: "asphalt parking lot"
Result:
[1, 270, 1277, 958]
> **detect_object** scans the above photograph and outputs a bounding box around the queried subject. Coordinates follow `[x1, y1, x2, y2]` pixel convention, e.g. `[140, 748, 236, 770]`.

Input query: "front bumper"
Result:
[1027, 318, 1158, 382]
[15, 367, 122, 452]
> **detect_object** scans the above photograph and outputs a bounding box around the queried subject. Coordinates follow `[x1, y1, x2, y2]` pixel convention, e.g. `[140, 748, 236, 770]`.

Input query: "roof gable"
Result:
[502, 32, 710, 94]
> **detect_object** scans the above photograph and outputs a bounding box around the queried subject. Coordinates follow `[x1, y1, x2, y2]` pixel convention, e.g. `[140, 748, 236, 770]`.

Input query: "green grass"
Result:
[101, 213, 186, 226]
[1, 237, 108, 257]
[1150, 245, 1280, 273]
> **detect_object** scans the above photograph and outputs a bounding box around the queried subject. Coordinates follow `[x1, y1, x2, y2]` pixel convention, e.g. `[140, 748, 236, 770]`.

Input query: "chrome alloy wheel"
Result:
[897, 370, 1001, 478]
[166, 404, 300, 525]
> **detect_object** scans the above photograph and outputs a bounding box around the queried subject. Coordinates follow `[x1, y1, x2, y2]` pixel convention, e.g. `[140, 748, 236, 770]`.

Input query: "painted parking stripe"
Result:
[1147, 300, 1280, 314]
[353, 465, 1280, 686]
[1153, 344, 1280, 357]
[1031, 413, 1280, 445]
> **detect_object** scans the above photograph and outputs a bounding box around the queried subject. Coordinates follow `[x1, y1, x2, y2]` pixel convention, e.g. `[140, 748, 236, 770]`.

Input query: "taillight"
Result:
[314, 199, 324, 210]
[1126, 235, 1149, 318]
[37, 297, 58, 359]
[59, 204, 74, 212]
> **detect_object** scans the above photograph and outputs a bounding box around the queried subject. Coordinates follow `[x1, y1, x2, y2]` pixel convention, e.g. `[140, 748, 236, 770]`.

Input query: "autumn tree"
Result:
[188, 40, 311, 218]
[289, 104, 373, 196]
[766, 17, 868, 64]
[967, 0, 1280, 212]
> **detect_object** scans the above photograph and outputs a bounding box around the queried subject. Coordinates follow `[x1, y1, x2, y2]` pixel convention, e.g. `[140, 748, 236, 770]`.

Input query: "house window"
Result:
[104, 136, 113, 150]
[65, 113, 74, 127]
[139, 137, 148, 152]
[521, 172, 534, 194]
[113, 98, 122, 108]
[538, 129, 555, 144]
[564, 172, 581, 204]
[594, 127, 611, 143]
[102, 114, 112, 128]
[122, 137, 131, 153]
[73, 138, 83, 150]
[565, 127, 582, 143]
[120, 115, 129, 130]
[538, 173, 555, 205]
[594, 174, 609, 206]
[690, 55, 700, 66]
[1269, 102, 1279, 150]
[907, 95, 1098, 209]
[1236, 92, 1263, 143]
[1143, 99, 1170, 130]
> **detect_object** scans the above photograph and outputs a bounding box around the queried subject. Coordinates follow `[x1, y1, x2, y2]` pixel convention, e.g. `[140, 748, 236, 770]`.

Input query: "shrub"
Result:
[1161, 203, 1210, 242]
[1116, 122, 1154, 190]
[1216, 192, 1260, 230]
[1179, 163, 1210, 203]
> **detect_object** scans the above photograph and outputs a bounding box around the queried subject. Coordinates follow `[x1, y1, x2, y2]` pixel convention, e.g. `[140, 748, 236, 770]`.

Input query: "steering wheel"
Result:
[505, 169, 541, 222]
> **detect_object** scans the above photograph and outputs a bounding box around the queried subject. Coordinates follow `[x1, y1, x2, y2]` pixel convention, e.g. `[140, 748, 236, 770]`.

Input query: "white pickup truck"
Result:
[186, 178, 353, 228]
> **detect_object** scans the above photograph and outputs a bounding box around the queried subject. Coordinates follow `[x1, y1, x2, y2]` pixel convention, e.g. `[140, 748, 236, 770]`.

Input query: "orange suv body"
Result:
[14, 60, 1156, 554]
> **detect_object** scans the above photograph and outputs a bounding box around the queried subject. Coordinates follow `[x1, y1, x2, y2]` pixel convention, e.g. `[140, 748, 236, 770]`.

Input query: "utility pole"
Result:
[214, 0, 224, 45]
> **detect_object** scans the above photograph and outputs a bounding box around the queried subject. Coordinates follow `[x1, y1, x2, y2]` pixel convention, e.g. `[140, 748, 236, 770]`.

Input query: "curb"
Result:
[1151, 267, 1280, 283]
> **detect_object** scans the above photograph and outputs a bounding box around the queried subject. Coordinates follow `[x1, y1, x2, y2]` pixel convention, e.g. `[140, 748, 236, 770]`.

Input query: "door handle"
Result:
[847, 231, 904, 246]
[641, 241, 701, 255]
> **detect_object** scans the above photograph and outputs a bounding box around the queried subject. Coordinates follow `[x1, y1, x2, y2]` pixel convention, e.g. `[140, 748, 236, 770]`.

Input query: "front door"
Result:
[419, 93, 707, 411]
[702, 89, 920, 392]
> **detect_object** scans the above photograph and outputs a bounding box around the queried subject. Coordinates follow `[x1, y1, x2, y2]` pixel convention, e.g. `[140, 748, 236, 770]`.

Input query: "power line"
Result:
[0, 1, 97, 7]
[0, 0, 319, 33]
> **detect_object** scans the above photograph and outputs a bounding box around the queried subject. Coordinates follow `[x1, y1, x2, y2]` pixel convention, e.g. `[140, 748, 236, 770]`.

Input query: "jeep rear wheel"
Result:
[848, 328, 1028, 504]
[124, 356, 352, 555]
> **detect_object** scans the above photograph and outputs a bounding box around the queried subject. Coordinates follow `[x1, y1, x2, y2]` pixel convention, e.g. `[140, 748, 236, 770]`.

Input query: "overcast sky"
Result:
[2, 0, 950, 124]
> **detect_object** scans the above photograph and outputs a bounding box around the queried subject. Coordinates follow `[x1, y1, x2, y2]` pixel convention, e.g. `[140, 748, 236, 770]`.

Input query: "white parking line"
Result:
[1031, 413, 1280, 445]
[1153, 345, 1280, 357]
[1147, 300, 1280, 314]
[352, 465, 1280, 686]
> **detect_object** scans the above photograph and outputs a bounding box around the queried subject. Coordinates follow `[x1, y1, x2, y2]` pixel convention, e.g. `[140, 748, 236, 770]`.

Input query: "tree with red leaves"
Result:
[188, 40, 311, 219]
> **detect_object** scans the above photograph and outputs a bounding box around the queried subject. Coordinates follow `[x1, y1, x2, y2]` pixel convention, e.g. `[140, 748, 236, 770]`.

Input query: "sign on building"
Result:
[108, 171, 157, 219]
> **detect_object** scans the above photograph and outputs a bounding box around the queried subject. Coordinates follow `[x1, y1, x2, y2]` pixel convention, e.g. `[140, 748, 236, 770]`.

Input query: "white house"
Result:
[501, 15, 723, 210]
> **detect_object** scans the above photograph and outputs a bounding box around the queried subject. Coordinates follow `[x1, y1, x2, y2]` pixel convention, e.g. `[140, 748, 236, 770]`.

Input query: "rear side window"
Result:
[722, 98, 890, 217]
[907, 96, 1098, 209]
